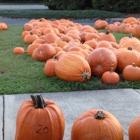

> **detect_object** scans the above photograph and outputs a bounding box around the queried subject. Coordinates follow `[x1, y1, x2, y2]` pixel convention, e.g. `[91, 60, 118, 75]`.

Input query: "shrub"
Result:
[44, 0, 92, 10]
[91, 0, 140, 13]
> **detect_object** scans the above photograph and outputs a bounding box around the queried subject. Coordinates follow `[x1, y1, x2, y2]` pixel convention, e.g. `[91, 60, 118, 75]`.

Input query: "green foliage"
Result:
[44, 0, 89, 10]
[114, 0, 140, 13]
[0, 9, 125, 19]
[0, 0, 43, 3]
[91, 0, 140, 13]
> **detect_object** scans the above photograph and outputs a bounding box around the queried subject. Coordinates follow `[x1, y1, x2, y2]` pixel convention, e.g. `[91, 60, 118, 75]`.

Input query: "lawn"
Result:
[0, 9, 127, 19]
[0, 22, 140, 95]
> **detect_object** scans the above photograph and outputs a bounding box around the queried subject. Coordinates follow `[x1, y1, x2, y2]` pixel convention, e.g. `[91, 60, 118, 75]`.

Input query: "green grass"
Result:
[0, 9, 127, 19]
[0, 24, 140, 95]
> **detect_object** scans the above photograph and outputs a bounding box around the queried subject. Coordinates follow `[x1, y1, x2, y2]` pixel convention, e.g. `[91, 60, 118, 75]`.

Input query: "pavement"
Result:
[1, 4, 140, 140]
[0, 4, 125, 26]
[1, 89, 140, 140]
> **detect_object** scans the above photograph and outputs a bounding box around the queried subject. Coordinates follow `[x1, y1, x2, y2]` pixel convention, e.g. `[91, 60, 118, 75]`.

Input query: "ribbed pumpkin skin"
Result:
[87, 48, 117, 77]
[116, 47, 140, 72]
[55, 54, 91, 82]
[128, 116, 140, 140]
[32, 43, 56, 61]
[44, 58, 57, 77]
[71, 109, 124, 140]
[102, 69, 120, 84]
[122, 63, 140, 81]
[15, 99, 65, 140]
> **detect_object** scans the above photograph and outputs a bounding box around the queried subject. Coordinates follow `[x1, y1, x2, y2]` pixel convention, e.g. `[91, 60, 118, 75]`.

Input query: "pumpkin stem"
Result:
[106, 30, 110, 34]
[128, 33, 133, 38]
[82, 70, 90, 80]
[110, 67, 114, 73]
[95, 111, 105, 120]
[132, 63, 136, 67]
[30, 32, 33, 35]
[127, 47, 132, 50]
[31, 94, 47, 108]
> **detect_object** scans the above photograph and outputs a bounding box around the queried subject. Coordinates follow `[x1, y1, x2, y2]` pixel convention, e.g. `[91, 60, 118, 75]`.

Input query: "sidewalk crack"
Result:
[2, 95, 5, 140]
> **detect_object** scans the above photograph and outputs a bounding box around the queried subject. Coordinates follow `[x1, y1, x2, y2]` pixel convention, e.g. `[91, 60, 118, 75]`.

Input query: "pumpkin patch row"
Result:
[13, 17, 140, 83]
[94, 17, 140, 38]
[14, 94, 140, 140]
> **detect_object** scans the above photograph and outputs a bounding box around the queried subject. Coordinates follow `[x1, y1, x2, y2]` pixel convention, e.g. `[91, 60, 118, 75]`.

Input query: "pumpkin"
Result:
[21, 30, 30, 39]
[128, 115, 140, 140]
[32, 43, 56, 61]
[13, 47, 25, 54]
[15, 94, 65, 140]
[44, 32, 60, 44]
[87, 48, 118, 77]
[99, 30, 116, 42]
[122, 17, 137, 23]
[84, 32, 100, 41]
[95, 40, 117, 54]
[23, 32, 38, 44]
[23, 23, 34, 31]
[84, 39, 98, 49]
[55, 53, 91, 82]
[71, 109, 123, 140]
[117, 22, 128, 33]
[122, 63, 140, 81]
[0, 22, 8, 30]
[116, 47, 140, 72]
[26, 44, 41, 56]
[94, 19, 108, 29]
[101, 68, 120, 84]
[44, 58, 57, 77]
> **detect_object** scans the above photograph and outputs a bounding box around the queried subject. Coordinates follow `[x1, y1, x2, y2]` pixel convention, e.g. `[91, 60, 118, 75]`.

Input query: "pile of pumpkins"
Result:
[14, 94, 140, 140]
[13, 17, 140, 83]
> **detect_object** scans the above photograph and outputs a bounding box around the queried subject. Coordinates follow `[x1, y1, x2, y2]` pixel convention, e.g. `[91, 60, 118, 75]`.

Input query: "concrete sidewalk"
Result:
[1, 88, 140, 140]
[0, 4, 48, 9]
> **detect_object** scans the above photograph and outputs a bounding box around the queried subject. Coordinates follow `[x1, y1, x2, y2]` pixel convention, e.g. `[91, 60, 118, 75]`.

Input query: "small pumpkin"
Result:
[0, 22, 8, 30]
[13, 47, 25, 54]
[71, 109, 123, 140]
[122, 63, 140, 81]
[101, 68, 120, 84]
[23, 32, 38, 44]
[15, 94, 65, 140]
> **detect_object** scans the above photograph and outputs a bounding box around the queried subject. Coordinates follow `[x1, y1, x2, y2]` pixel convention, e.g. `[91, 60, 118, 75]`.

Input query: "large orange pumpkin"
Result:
[55, 53, 91, 82]
[116, 47, 140, 72]
[71, 109, 124, 140]
[128, 115, 140, 140]
[87, 48, 118, 77]
[15, 94, 65, 140]
[32, 43, 56, 61]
